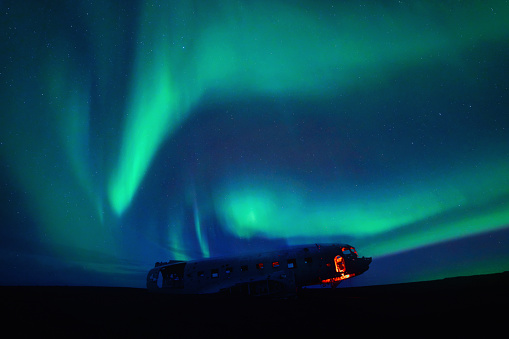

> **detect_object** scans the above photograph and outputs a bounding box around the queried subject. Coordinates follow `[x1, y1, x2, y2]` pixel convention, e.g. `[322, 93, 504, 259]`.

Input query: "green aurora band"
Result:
[109, 0, 509, 216]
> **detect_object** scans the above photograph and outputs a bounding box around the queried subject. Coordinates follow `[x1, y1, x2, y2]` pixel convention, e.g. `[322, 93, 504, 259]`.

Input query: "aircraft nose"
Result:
[347, 256, 372, 275]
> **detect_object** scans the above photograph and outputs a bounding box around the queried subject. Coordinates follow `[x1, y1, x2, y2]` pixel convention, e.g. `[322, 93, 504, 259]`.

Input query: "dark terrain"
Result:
[3, 272, 507, 337]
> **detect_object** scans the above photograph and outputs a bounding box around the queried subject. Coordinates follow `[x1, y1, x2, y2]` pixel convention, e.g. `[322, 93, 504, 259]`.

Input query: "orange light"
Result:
[334, 255, 345, 273]
[321, 273, 355, 284]
[321, 255, 355, 284]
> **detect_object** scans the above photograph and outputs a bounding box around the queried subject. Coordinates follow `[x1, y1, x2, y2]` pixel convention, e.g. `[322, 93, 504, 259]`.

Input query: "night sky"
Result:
[1, 0, 509, 288]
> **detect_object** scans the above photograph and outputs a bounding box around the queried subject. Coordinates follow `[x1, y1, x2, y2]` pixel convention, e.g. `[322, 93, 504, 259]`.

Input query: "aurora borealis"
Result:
[1, 0, 509, 287]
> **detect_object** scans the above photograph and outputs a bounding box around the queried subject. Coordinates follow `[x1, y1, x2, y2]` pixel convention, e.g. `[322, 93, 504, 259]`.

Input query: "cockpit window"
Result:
[342, 247, 357, 256]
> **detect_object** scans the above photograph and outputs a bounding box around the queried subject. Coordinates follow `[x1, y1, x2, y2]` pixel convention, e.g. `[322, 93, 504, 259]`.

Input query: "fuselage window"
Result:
[211, 268, 219, 278]
[198, 271, 204, 277]
[256, 263, 264, 269]
[225, 267, 232, 274]
[287, 258, 297, 269]
[240, 265, 248, 272]
[304, 257, 313, 264]
[272, 261, 280, 268]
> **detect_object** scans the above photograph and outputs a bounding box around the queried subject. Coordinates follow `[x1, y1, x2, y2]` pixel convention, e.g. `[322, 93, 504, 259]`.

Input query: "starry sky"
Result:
[1, 0, 509, 288]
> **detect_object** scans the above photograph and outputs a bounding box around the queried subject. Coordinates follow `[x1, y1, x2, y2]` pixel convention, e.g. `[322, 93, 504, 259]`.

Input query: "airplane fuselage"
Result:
[147, 244, 371, 296]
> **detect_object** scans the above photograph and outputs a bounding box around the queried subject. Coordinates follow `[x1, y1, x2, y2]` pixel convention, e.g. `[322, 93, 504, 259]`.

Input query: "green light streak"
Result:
[108, 2, 197, 215]
[193, 199, 210, 258]
[0, 68, 114, 265]
[216, 157, 509, 254]
[43, 57, 98, 207]
[216, 184, 455, 239]
[168, 220, 192, 261]
[365, 204, 509, 259]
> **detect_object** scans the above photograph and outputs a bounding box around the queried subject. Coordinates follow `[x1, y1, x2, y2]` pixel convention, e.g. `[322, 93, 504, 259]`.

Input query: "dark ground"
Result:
[2, 272, 507, 337]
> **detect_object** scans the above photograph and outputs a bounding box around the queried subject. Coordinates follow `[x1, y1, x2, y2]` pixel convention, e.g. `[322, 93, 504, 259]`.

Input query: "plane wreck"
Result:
[147, 244, 372, 296]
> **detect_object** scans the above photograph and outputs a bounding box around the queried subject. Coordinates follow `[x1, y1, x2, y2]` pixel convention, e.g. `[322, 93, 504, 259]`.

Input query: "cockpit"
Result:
[322, 245, 370, 286]
[334, 246, 358, 272]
